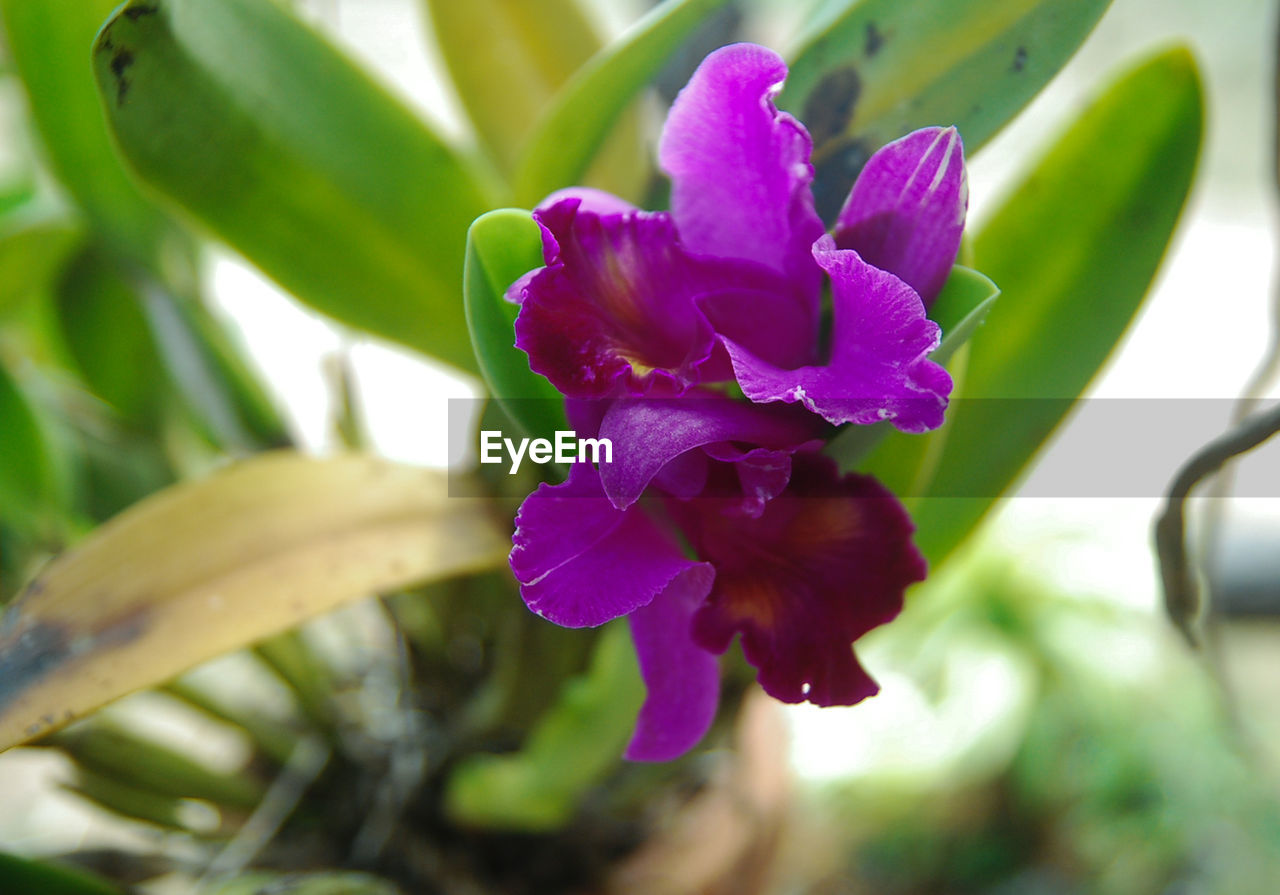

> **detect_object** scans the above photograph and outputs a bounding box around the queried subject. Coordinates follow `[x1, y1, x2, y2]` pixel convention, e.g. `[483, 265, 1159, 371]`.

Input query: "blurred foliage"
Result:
[794, 560, 1280, 894]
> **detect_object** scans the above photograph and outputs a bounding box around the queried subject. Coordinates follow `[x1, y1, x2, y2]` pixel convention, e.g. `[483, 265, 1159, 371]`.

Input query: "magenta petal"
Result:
[540, 186, 637, 217]
[670, 453, 924, 707]
[597, 397, 822, 509]
[651, 448, 709, 499]
[725, 238, 952, 433]
[659, 43, 826, 304]
[833, 127, 968, 305]
[510, 463, 703, 627]
[625, 564, 719, 762]
[702, 443, 795, 518]
[513, 199, 805, 398]
[513, 201, 718, 398]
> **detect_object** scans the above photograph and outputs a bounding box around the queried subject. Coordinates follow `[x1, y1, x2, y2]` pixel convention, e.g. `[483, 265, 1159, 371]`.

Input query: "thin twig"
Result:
[1155, 401, 1280, 646]
[199, 735, 331, 886]
[349, 598, 428, 864]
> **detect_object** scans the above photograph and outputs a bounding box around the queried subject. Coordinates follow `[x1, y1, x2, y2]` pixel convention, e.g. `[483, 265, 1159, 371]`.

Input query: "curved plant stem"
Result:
[1155, 401, 1280, 645]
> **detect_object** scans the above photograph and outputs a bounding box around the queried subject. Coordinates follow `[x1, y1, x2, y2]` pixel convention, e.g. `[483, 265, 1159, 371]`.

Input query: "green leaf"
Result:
[54, 246, 288, 449]
[55, 720, 264, 809]
[463, 209, 567, 438]
[92, 0, 501, 373]
[0, 357, 68, 533]
[0, 853, 123, 895]
[139, 282, 291, 451]
[424, 0, 650, 199]
[445, 621, 644, 831]
[930, 266, 1001, 367]
[207, 872, 402, 895]
[423, 0, 605, 172]
[66, 766, 195, 832]
[514, 0, 732, 206]
[53, 247, 165, 424]
[909, 47, 1204, 564]
[780, 0, 1112, 219]
[0, 452, 507, 751]
[0, 0, 175, 258]
[0, 215, 83, 320]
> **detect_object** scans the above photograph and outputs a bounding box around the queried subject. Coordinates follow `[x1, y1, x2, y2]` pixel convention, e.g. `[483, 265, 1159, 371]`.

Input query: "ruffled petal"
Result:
[702, 443, 795, 518]
[725, 238, 951, 433]
[625, 564, 719, 761]
[597, 397, 821, 509]
[513, 199, 801, 398]
[539, 186, 637, 217]
[833, 127, 968, 305]
[669, 453, 924, 706]
[659, 42, 826, 305]
[510, 463, 703, 627]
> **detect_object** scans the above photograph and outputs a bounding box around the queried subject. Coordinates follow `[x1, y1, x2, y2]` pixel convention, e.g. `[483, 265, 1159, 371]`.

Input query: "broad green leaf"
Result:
[423, 0, 603, 170]
[0, 0, 174, 258]
[92, 0, 500, 373]
[54, 246, 288, 449]
[139, 282, 291, 451]
[780, 0, 1112, 219]
[0, 853, 123, 895]
[0, 216, 82, 320]
[910, 47, 1203, 563]
[463, 209, 567, 439]
[445, 621, 644, 831]
[514, 0, 732, 206]
[424, 0, 649, 199]
[825, 265, 997, 471]
[53, 247, 165, 424]
[0, 452, 508, 751]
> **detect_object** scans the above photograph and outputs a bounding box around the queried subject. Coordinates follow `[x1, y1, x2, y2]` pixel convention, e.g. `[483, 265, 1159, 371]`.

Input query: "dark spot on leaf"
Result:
[812, 137, 873, 223]
[101, 36, 115, 52]
[110, 48, 134, 105]
[803, 67, 862, 146]
[1013, 46, 1028, 73]
[865, 23, 884, 57]
[123, 3, 160, 21]
[0, 605, 151, 727]
[110, 49, 134, 78]
[0, 621, 71, 717]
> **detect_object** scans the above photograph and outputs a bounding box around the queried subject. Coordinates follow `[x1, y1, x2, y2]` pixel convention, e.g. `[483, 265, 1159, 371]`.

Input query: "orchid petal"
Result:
[725, 238, 951, 433]
[834, 127, 968, 305]
[513, 199, 802, 398]
[702, 443, 795, 518]
[510, 463, 703, 627]
[659, 43, 826, 304]
[671, 454, 923, 707]
[625, 564, 719, 762]
[540, 186, 638, 217]
[597, 397, 821, 509]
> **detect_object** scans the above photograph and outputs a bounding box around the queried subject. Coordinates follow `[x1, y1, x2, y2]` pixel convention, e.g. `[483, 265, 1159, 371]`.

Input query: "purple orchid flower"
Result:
[505, 42, 968, 761]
